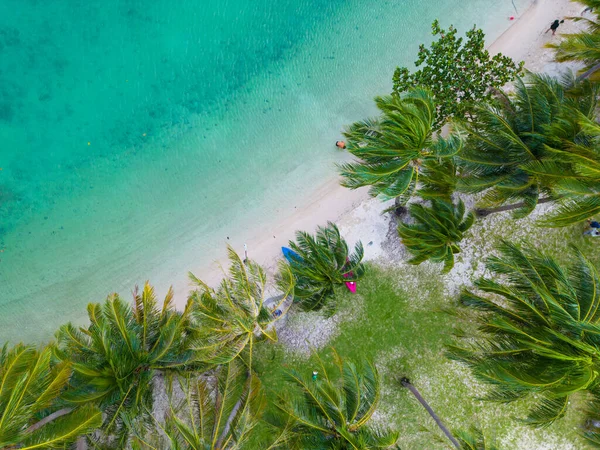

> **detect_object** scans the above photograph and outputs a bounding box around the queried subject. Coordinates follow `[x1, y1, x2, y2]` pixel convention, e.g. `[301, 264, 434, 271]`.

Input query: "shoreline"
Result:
[172, 0, 578, 306]
[1, 0, 544, 344]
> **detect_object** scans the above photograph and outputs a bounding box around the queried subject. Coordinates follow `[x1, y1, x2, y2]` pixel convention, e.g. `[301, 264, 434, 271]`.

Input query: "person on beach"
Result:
[583, 219, 600, 236]
[582, 6, 594, 15]
[546, 19, 565, 35]
[588, 219, 600, 229]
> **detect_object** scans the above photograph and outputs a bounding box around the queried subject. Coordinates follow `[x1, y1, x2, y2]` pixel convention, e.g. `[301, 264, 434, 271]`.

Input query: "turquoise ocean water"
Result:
[0, 0, 529, 343]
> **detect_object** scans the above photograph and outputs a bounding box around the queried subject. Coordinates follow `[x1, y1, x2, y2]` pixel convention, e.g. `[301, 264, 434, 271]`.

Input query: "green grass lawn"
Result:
[254, 210, 598, 449]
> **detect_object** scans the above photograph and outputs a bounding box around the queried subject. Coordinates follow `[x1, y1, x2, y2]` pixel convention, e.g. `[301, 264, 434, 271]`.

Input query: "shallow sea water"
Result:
[0, 0, 529, 342]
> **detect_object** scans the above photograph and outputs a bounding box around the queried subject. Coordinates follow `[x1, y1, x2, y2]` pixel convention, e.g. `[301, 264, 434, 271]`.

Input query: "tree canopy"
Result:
[450, 241, 600, 427]
[55, 283, 196, 447]
[284, 222, 365, 313]
[188, 245, 294, 368]
[393, 20, 523, 129]
[339, 89, 462, 205]
[456, 73, 599, 221]
[272, 350, 400, 449]
[162, 360, 266, 450]
[398, 199, 474, 273]
[0, 343, 101, 449]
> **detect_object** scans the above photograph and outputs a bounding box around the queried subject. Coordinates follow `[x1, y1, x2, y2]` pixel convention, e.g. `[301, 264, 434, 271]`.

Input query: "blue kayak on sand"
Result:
[282, 246, 302, 262]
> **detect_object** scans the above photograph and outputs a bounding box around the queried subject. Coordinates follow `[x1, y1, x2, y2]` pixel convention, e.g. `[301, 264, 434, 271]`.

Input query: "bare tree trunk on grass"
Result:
[400, 378, 461, 449]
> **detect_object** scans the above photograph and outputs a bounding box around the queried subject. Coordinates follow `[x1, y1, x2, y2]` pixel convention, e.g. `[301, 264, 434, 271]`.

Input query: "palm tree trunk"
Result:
[400, 378, 460, 449]
[75, 436, 87, 450]
[577, 62, 600, 81]
[215, 370, 252, 450]
[215, 339, 255, 450]
[475, 197, 554, 217]
[25, 407, 73, 434]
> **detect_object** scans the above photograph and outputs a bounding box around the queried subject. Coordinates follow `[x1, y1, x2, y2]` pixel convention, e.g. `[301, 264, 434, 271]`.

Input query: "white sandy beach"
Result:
[173, 0, 579, 304]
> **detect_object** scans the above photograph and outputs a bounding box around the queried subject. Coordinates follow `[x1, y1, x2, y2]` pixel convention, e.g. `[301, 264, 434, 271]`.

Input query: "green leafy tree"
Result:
[393, 20, 523, 129]
[188, 245, 294, 368]
[55, 282, 196, 447]
[398, 199, 474, 273]
[285, 222, 365, 313]
[457, 73, 598, 220]
[0, 343, 101, 449]
[449, 241, 600, 427]
[547, 0, 600, 80]
[339, 88, 462, 206]
[273, 350, 400, 449]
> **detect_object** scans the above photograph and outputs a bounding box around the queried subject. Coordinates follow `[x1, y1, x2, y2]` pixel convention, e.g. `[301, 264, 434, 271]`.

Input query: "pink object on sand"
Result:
[345, 281, 357, 293]
[343, 272, 357, 293]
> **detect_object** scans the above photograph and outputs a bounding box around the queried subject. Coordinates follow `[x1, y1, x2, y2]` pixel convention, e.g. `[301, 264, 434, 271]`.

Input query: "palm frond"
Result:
[454, 427, 500, 450]
[0, 344, 101, 448]
[285, 222, 365, 313]
[398, 199, 474, 273]
[457, 73, 598, 221]
[55, 282, 195, 445]
[339, 88, 461, 203]
[449, 241, 600, 427]
[271, 350, 399, 449]
[188, 245, 294, 367]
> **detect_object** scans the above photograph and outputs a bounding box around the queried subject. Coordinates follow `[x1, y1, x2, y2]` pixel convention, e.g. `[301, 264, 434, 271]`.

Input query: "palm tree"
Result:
[457, 73, 598, 219]
[273, 350, 400, 449]
[188, 245, 294, 369]
[285, 222, 365, 314]
[0, 343, 101, 449]
[536, 112, 600, 226]
[547, 0, 600, 80]
[339, 88, 463, 206]
[448, 241, 600, 427]
[144, 359, 267, 450]
[55, 282, 196, 447]
[398, 199, 474, 273]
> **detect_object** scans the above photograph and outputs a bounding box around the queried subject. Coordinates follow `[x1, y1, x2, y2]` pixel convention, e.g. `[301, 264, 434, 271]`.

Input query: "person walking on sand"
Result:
[583, 219, 600, 236]
[583, 228, 600, 237]
[546, 19, 565, 35]
[588, 218, 600, 229]
[582, 6, 594, 15]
